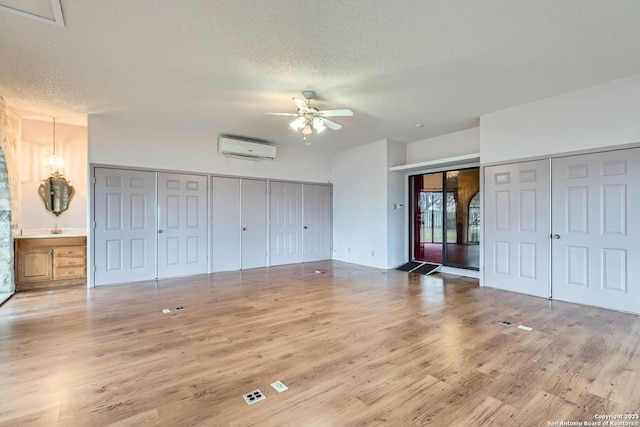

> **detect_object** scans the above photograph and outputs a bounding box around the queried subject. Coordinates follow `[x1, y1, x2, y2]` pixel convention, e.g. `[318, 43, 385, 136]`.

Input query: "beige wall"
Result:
[19, 118, 88, 232]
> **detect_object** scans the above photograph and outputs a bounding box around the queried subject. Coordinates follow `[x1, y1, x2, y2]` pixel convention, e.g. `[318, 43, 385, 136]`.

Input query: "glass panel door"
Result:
[444, 168, 480, 269]
[412, 173, 443, 264]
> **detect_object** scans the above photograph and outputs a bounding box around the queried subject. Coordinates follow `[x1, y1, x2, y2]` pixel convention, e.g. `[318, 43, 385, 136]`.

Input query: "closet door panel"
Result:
[551, 148, 640, 314]
[211, 176, 241, 272]
[157, 173, 208, 279]
[241, 179, 267, 269]
[303, 184, 332, 262]
[483, 160, 550, 297]
[94, 168, 156, 286]
[270, 181, 303, 266]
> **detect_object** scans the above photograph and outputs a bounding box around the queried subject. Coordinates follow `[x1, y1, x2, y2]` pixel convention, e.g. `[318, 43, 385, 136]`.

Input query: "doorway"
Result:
[411, 167, 480, 270]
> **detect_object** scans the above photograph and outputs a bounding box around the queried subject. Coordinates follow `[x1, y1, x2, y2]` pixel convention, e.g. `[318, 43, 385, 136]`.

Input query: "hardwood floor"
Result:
[1, 261, 639, 426]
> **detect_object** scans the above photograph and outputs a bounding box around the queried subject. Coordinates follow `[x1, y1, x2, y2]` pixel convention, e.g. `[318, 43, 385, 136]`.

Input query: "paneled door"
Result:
[241, 179, 268, 269]
[211, 176, 241, 272]
[551, 148, 640, 313]
[270, 182, 303, 266]
[94, 168, 156, 286]
[157, 173, 208, 279]
[483, 159, 550, 298]
[303, 184, 332, 262]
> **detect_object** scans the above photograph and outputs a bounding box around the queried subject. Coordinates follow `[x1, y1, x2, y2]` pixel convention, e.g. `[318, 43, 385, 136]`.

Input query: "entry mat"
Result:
[396, 261, 441, 276]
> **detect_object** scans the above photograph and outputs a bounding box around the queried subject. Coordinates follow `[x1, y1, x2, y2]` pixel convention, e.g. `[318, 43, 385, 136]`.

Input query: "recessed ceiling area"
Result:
[1, 1, 639, 152]
[0, 0, 63, 26]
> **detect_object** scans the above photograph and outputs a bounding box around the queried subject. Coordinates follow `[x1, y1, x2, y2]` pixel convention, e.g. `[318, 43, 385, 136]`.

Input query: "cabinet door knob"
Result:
[158, 230, 164, 234]
[242, 227, 247, 231]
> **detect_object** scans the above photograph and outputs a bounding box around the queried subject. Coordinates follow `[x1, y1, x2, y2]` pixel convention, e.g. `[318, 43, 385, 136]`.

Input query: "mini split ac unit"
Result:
[218, 137, 276, 160]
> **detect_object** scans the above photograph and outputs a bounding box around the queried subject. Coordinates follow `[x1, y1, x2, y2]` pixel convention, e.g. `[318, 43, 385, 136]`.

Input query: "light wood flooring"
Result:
[1, 261, 639, 426]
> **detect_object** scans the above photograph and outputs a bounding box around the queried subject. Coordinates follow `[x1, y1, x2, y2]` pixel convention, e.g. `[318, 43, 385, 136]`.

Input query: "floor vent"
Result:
[243, 389, 265, 405]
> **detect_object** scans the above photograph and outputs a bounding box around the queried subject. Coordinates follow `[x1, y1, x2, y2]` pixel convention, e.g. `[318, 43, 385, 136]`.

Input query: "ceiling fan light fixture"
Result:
[267, 91, 353, 145]
[289, 117, 305, 131]
[312, 117, 326, 133]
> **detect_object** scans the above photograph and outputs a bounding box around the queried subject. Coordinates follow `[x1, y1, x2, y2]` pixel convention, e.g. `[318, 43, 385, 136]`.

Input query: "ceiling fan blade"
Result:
[293, 97, 310, 112]
[318, 108, 353, 117]
[321, 118, 342, 130]
[264, 112, 299, 116]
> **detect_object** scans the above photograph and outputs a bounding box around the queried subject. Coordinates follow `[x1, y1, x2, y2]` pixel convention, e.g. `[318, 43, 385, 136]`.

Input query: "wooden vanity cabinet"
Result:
[15, 236, 87, 291]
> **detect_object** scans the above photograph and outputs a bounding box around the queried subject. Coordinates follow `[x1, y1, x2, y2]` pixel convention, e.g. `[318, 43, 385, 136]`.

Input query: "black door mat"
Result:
[396, 261, 423, 272]
[396, 261, 441, 275]
[412, 263, 441, 275]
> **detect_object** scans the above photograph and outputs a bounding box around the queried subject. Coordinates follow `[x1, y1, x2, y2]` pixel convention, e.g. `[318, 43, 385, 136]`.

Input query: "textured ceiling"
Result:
[1, 1, 639, 153]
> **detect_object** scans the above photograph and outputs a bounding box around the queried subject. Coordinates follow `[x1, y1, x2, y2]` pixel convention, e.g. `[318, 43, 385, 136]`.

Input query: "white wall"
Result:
[386, 141, 407, 268]
[331, 139, 407, 269]
[88, 115, 331, 183]
[332, 140, 388, 268]
[406, 127, 479, 164]
[19, 118, 88, 231]
[480, 73, 640, 164]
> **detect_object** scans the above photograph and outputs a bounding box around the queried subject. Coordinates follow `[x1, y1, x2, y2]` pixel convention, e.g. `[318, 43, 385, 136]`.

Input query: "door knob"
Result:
[550, 234, 560, 239]
[242, 227, 247, 231]
[304, 226, 308, 229]
[158, 230, 164, 234]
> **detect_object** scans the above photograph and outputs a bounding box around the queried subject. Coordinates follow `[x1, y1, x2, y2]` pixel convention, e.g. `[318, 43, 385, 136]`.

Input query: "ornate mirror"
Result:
[38, 172, 75, 216]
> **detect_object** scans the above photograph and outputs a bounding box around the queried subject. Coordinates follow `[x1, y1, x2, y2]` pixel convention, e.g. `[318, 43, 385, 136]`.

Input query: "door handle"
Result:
[550, 234, 560, 239]
[242, 227, 247, 231]
[304, 226, 308, 229]
[158, 230, 164, 234]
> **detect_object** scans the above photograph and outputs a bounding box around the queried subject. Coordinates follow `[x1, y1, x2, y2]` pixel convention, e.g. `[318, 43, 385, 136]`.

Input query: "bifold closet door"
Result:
[551, 148, 640, 314]
[157, 173, 208, 279]
[270, 181, 303, 266]
[211, 176, 241, 272]
[483, 160, 550, 298]
[94, 168, 157, 286]
[303, 184, 332, 262]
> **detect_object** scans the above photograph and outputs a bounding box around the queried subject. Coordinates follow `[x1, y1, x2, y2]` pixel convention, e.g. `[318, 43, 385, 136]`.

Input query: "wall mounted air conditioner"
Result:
[218, 137, 276, 160]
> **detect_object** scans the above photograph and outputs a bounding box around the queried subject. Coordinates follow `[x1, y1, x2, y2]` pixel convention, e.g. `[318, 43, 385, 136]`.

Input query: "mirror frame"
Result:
[38, 172, 75, 216]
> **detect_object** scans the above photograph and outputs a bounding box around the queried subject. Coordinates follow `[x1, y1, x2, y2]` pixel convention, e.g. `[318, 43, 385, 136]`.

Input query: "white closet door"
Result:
[94, 168, 156, 286]
[269, 181, 303, 266]
[157, 173, 208, 279]
[303, 184, 332, 262]
[483, 160, 550, 298]
[552, 148, 640, 314]
[211, 176, 241, 272]
[241, 179, 267, 269]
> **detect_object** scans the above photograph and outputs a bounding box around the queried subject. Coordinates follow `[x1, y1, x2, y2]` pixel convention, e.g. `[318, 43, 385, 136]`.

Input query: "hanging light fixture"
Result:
[46, 117, 65, 174]
[289, 112, 329, 145]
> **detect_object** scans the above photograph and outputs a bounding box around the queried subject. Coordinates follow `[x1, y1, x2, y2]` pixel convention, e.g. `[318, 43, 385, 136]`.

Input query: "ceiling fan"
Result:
[266, 91, 353, 144]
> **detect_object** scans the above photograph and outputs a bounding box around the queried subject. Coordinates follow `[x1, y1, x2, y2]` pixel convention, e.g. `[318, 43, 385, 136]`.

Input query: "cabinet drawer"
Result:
[54, 246, 86, 257]
[54, 256, 86, 268]
[54, 266, 86, 279]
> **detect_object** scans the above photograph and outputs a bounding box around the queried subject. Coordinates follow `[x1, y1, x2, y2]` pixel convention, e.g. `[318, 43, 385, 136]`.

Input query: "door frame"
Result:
[408, 167, 480, 270]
